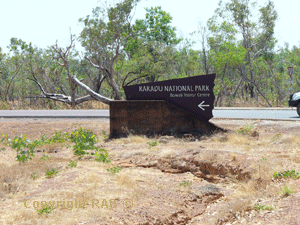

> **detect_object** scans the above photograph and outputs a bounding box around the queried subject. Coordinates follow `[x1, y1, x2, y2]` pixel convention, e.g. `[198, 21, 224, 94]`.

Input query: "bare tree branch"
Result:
[71, 76, 112, 104]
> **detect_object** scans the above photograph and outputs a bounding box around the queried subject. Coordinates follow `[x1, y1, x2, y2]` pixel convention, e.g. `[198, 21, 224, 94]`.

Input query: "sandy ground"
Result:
[0, 118, 300, 225]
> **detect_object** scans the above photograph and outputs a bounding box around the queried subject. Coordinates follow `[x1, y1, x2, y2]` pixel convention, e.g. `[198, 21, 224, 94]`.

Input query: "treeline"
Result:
[0, 0, 299, 109]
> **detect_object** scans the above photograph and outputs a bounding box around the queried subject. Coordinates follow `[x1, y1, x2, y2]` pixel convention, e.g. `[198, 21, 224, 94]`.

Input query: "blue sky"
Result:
[1, 0, 299, 53]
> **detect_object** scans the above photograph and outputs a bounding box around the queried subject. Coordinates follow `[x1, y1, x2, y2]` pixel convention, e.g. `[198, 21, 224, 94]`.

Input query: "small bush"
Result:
[2, 127, 111, 164]
[147, 140, 158, 149]
[11, 135, 36, 162]
[107, 166, 122, 175]
[68, 160, 77, 168]
[102, 131, 109, 139]
[95, 149, 111, 163]
[272, 133, 282, 141]
[281, 186, 293, 197]
[45, 168, 59, 178]
[36, 205, 55, 215]
[31, 172, 39, 180]
[40, 154, 51, 161]
[236, 124, 254, 135]
[273, 170, 300, 179]
[253, 203, 274, 211]
[70, 128, 98, 157]
[180, 180, 192, 187]
[0, 134, 10, 150]
[47, 131, 69, 144]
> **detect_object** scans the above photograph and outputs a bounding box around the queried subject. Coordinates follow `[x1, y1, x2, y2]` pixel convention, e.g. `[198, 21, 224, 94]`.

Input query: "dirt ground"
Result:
[0, 117, 300, 225]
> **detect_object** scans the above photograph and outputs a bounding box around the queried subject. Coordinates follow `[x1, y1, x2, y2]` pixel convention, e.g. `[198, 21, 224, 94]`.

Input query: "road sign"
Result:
[123, 74, 216, 121]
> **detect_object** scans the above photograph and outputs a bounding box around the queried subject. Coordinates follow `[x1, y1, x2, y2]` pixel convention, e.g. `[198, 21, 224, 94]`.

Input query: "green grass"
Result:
[102, 131, 109, 139]
[273, 170, 300, 179]
[281, 186, 293, 197]
[1, 127, 111, 163]
[272, 133, 282, 141]
[180, 180, 192, 187]
[36, 205, 55, 215]
[40, 154, 51, 161]
[253, 203, 274, 211]
[68, 160, 77, 168]
[147, 140, 158, 149]
[31, 172, 39, 180]
[236, 124, 254, 135]
[95, 149, 111, 163]
[107, 166, 122, 175]
[45, 168, 59, 178]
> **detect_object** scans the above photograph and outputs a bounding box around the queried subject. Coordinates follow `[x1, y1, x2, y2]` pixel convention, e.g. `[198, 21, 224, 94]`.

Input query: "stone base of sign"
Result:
[109, 100, 224, 138]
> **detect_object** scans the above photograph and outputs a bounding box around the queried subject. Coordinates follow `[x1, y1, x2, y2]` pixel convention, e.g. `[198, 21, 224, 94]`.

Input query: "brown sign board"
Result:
[123, 74, 216, 121]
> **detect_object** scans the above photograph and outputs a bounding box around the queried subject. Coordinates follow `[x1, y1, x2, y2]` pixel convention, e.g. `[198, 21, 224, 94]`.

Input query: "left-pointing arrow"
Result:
[198, 101, 210, 111]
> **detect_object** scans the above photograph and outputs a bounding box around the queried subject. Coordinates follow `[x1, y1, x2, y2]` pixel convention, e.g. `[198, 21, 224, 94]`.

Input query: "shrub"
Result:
[45, 168, 59, 178]
[95, 149, 111, 163]
[253, 203, 274, 210]
[281, 186, 293, 197]
[11, 135, 36, 162]
[36, 205, 55, 215]
[147, 140, 158, 149]
[102, 131, 109, 139]
[107, 166, 122, 174]
[2, 127, 111, 163]
[68, 160, 77, 168]
[236, 124, 254, 135]
[47, 131, 70, 144]
[0, 134, 10, 150]
[180, 180, 192, 187]
[70, 128, 98, 157]
[40, 154, 51, 161]
[273, 170, 300, 179]
[31, 172, 39, 180]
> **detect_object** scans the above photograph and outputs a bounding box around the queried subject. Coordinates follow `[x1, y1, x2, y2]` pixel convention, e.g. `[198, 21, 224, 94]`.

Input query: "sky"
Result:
[1, 0, 300, 54]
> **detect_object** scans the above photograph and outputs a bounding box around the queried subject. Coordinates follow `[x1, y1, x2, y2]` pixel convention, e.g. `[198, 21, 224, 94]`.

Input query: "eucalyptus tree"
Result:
[31, 36, 112, 108]
[123, 6, 181, 84]
[278, 45, 300, 91]
[135, 6, 181, 46]
[79, 0, 140, 100]
[0, 47, 15, 102]
[207, 0, 278, 106]
[4, 38, 44, 103]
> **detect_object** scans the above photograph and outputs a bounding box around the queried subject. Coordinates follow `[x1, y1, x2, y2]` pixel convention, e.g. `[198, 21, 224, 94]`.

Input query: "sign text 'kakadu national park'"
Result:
[123, 74, 216, 121]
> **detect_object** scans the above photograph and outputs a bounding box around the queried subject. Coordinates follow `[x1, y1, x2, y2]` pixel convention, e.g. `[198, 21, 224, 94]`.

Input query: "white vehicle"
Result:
[289, 92, 300, 116]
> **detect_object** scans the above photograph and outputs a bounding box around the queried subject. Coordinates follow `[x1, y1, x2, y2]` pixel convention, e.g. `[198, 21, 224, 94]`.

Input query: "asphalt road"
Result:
[213, 108, 299, 120]
[0, 108, 299, 120]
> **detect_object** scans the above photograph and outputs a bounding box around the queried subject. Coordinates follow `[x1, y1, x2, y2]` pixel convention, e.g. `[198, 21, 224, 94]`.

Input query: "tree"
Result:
[123, 6, 181, 83]
[79, 0, 140, 100]
[0, 46, 19, 102]
[197, 22, 210, 75]
[23, 35, 112, 108]
[135, 6, 181, 46]
[208, 0, 278, 106]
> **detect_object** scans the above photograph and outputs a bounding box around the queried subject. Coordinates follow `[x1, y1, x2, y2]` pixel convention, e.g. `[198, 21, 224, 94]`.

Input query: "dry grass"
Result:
[110, 134, 150, 145]
[0, 99, 109, 110]
[216, 97, 286, 107]
[0, 97, 287, 110]
[0, 157, 66, 199]
[158, 147, 177, 158]
[1, 119, 300, 224]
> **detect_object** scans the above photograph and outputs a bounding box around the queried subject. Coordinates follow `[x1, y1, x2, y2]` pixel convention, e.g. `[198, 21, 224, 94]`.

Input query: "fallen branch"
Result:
[71, 76, 112, 104]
